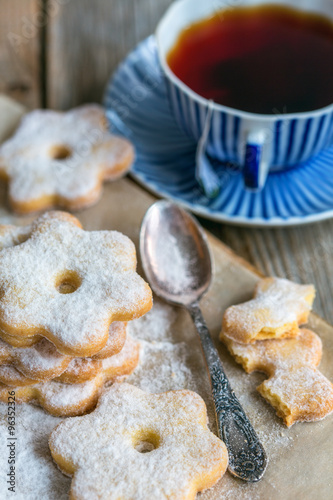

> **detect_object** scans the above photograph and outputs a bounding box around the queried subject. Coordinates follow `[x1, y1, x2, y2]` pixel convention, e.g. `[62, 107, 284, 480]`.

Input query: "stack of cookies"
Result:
[0, 211, 153, 416]
[220, 277, 333, 426]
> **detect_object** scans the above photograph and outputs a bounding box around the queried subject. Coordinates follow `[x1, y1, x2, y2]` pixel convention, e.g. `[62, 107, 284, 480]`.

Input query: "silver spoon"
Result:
[140, 200, 268, 482]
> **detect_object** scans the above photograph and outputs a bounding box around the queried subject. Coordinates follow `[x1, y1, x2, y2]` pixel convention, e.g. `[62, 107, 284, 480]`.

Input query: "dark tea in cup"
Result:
[167, 5, 333, 114]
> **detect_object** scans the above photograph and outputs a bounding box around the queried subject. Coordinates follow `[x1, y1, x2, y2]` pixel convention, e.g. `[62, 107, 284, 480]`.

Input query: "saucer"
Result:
[104, 36, 333, 227]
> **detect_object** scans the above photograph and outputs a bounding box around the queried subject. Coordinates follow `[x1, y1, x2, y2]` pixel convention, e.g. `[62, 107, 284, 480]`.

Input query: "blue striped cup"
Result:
[156, 0, 333, 195]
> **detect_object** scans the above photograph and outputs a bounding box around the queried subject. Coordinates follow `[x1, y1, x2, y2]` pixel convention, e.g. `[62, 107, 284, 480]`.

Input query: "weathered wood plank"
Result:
[0, 0, 41, 108]
[47, 0, 172, 109]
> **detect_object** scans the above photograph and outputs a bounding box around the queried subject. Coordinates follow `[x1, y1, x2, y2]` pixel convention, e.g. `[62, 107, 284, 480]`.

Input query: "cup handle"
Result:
[195, 101, 221, 199]
[243, 130, 270, 191]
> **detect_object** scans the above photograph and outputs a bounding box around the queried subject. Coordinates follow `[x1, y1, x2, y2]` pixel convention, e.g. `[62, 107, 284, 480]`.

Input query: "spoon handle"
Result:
[188, 303, 268, 482]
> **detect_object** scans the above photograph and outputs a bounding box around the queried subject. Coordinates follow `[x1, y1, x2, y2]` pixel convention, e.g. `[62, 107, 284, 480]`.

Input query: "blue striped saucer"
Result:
[104, 36, 333, 227]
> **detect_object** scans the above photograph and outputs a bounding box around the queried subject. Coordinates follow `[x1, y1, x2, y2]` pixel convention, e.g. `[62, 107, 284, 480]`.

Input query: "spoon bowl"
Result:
[140, 201, 212, 306]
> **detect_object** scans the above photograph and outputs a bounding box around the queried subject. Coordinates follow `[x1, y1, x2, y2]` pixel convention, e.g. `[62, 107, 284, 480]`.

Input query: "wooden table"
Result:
[1, 0, 332, 323]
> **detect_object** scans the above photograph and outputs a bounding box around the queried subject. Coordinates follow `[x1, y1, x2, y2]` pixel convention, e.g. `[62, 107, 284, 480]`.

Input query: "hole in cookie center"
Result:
[132, 430, 160, 454]
[55, 271, 81, 294]
[135, 441, 157, 453]
[49, 144, 72, 160]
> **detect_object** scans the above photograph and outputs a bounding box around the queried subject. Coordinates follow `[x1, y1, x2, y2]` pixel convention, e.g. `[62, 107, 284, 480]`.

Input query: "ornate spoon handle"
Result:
[188, 303, 268, 482]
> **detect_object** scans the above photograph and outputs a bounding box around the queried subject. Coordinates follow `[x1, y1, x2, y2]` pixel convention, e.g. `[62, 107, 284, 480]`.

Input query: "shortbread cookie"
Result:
[0, 365, 41, 386]
[54, 358, 101, 384]
[0, 223, 31, 249]
[0, 211, 152, 356]
[0, 105, 134, 214]
[0, 329, 132, 386]
[0, 320, 127, 356]
[0, 328, 38, 348]
[222, 277, 315, 343]
[0, 357, 101, 386]
[0, 336, 140, 416]
[221, 328, 333, 426]
[0, 337, 69, 380]
[91, 321, 127, 359]
[49, 383, 228, 499]
[91, 321, 127, 360]
[0, 322, 127, 382]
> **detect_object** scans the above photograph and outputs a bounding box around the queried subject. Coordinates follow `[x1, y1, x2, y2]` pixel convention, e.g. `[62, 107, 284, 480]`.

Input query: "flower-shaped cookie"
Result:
[0, 336, 140, 417]
[0, 326, 129, 386]
[0, 104, 134, 214]
[0, 322, 127, 381]
[49, 383, 228, 499]
[222, 277, 315, 343]
[221, 328, 333, 426]
[0, 212, 152, 356]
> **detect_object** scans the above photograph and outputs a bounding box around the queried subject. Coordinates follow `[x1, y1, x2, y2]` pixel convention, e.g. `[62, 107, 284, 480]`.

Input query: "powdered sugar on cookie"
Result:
[221, 328, 333, 426]
[0, 337, 70, 381]
[49, 383, 228, 500]
[0, 212, 152, 356]
[91, 321, 127, 359]
[0, 105, 134, 214]
[0, 335, 140, 416]
[0, 322, 127, 382]
[222, 277, 315, 343]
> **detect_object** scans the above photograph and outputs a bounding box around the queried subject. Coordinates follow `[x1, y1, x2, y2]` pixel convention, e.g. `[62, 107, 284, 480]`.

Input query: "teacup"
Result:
[156, 0, 333, 194]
